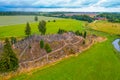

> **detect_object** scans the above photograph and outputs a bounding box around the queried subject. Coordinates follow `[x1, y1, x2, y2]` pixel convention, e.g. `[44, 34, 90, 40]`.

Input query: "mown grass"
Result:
[0, 19, 85, 39]
[89, 20, 120, 35]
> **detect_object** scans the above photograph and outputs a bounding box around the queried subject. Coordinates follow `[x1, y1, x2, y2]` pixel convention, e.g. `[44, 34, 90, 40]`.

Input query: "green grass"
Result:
[0, 19, 85, 39]
[10, 32, 120, 80]
[0, 16, 60, 26]
[89, 20, 120, 35]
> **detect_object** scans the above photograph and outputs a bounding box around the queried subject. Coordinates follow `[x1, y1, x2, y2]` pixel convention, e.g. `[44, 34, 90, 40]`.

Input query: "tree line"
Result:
[96, 13, 120, 23]
[47, 14, 94, 23]
[0, 12, 40, 16]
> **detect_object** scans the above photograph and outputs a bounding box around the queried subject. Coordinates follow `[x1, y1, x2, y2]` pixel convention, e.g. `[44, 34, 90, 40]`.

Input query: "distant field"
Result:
[0, 19, 85, 39]
[0, 16, 60, 26]
[89, 20, 120, 35]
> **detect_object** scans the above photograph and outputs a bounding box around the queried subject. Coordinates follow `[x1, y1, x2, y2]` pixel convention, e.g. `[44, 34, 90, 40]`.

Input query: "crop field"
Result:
[89, 20, 120, 35]
[0, 19, 85, 39]
[0, 16, 60, 26]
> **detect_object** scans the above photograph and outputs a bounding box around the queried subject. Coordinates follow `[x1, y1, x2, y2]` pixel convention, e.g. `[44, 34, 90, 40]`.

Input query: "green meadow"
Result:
[0, 19, 85, 39]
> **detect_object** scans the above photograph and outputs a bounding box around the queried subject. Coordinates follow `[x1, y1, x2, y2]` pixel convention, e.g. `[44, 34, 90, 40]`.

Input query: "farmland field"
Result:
[0, 18, 85, 39]
[0, 16, 60, 26]
[89, 20, 120, 35]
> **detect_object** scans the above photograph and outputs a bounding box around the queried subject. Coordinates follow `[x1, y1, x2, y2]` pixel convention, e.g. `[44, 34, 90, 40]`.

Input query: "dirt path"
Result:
[19, 45, 28, 59]
[19, 36, 81, 65]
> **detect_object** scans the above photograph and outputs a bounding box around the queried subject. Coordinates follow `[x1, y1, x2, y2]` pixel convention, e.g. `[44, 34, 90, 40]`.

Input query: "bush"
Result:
[10, 37, 17, 45]
[58, 29, 67, 34]
[29, 45, 31, 49]
[34, 16, 38, 21]
[83, 40, 85, 45]
[53, 20, 56, 22]
[44, 43, 52, 53]
[75, 30, 82, 36]
[48, 20, 50, 22]
[40, 40, 44, 49]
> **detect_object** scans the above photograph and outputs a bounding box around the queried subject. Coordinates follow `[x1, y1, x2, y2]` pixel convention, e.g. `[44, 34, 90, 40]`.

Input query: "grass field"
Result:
[0, 19, 85, 39]
[10, 30, 120, 80]
[89, 20, 120, 35]
[0, 16, 60, 26]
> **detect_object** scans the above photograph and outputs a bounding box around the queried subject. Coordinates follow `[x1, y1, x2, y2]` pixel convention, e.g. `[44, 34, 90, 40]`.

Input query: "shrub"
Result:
[75, 30, 82, 36]
[29, 45, 31, 49]
[58, 29, 67, 34]
[44, 43, 52, 53]
[83, 40, 85, 45]
[34, 16, 38, 21]
[48, 20, 50, 22]
[53, 20, 56, 22]
[10, 37, 17, 45]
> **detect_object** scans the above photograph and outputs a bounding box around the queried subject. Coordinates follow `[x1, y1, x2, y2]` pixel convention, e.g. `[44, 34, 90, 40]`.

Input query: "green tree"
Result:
[53, 20, 56, 22]
[35, 16, 38, 21]
[83, 40, 86, 45]
[40, 40, 44, 49]
[83, 31, 87, 38]
[0, 38, 18, 72]
[38, 20, 46, 35]
[25, 22, 31, 36]
[44, 43, 52, 53]
[75, 30, 82, 36]
[57, 29, 66, 34]
[10, 37, 17, 45]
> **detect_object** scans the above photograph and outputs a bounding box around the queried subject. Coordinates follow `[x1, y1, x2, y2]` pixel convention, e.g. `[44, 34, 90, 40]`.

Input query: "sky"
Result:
[0, 0, 120, 12]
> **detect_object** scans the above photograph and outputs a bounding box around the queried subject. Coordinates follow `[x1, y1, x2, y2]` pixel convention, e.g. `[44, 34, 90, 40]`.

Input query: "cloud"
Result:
[0, 0, 120, 12]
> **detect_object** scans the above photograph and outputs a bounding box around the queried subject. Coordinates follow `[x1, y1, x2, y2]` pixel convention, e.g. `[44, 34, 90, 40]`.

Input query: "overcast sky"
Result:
[0, 0, 120, 12]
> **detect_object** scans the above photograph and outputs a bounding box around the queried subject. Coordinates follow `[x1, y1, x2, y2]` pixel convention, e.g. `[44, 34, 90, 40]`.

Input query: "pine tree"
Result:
[38, 20, 46, 35]
[83, 31, 87, 38]
[0, 38, 18, 72]
[25, 22, 31, 36]
[40, 40, 44, 49]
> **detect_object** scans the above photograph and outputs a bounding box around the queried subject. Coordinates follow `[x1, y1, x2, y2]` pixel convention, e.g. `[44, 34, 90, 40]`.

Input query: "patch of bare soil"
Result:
[0, 32, 106, 71]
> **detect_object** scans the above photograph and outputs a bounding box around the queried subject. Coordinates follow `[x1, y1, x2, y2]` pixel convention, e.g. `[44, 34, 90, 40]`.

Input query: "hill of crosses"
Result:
[0, 32, 105, 70]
